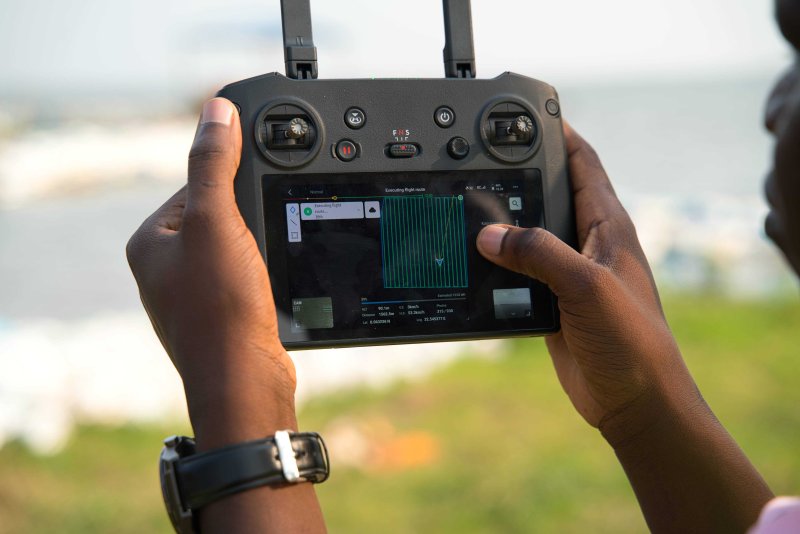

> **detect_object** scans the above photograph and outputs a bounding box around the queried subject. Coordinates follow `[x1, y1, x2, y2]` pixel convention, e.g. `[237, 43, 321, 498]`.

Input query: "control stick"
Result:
[285, 117, 310, 139]
[510, 115, 533, 137]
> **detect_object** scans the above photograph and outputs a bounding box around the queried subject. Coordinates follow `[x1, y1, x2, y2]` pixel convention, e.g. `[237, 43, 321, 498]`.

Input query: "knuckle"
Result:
[614, 210, 638, 238]
[508, 227, 557, 277]
[125, 230, 158, 284]
[125, 232, 145, 266]
[181, 205, 215, 231]
[188, 137, 232, 168]
[564, 263, 609, 302]
[581, 140, 601, 163]
[511, 227, 549, 260]
[574, 136, 603, 168]
[581, 264, 608, 290]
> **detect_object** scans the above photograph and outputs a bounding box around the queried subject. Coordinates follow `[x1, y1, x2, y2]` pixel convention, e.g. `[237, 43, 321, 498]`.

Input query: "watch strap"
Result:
[176, 432, 329, 510]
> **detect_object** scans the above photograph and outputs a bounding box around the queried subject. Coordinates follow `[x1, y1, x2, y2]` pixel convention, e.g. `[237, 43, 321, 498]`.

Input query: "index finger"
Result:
[563, 120, 617, 199]
[126, 186, 187, 285]
[562, 121, 629, 245]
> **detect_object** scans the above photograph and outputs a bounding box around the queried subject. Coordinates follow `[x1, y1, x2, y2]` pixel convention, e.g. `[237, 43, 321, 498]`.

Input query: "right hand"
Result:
[476, 123, 702, 446]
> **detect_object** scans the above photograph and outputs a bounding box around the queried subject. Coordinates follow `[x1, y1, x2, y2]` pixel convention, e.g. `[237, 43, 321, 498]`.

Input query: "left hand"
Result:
[126, 97, 297, 449]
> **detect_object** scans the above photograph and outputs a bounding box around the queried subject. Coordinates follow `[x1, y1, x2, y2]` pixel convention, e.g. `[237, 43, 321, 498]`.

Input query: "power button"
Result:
[434, 106, 455, 128]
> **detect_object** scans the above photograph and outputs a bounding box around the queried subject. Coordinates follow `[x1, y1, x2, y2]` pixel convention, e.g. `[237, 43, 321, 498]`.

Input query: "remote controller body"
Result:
[217, 72, 576, 349]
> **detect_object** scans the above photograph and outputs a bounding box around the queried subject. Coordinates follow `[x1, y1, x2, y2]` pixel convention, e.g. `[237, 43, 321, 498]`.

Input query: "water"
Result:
[0, 183, 176, 321]
[560, 75, 777, 199]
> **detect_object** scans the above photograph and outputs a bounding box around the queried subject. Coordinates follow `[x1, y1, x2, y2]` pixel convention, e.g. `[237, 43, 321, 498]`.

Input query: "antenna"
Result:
[280, 0, 318, 80]
[442, 0, 476, 79]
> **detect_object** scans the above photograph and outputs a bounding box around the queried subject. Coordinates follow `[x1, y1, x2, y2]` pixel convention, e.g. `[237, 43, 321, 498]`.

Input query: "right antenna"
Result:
[442, 0, 476, 79]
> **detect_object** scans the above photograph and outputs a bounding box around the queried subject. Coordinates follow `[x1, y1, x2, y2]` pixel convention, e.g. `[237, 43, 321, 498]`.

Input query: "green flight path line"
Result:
[381, 195, 469, 289]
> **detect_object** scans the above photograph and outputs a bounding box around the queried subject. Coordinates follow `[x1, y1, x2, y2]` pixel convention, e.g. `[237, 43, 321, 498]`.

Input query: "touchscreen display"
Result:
[262, 169, 557, 346]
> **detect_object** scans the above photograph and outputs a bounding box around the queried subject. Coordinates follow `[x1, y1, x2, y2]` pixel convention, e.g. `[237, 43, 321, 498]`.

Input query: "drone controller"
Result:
[217, 0, 576, 349]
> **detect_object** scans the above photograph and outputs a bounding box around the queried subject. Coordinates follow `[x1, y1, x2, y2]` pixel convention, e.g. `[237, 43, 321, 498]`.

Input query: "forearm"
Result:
[184, 347, 326, 534]
[602, 379, 773, 533]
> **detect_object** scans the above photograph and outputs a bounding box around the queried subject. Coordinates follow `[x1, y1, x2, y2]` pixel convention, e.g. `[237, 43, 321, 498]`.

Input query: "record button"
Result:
[336, 140, 358, 161]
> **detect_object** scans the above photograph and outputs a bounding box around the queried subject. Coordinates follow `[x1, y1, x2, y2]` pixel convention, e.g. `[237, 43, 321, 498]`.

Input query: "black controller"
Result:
[217, 0, 576, 349]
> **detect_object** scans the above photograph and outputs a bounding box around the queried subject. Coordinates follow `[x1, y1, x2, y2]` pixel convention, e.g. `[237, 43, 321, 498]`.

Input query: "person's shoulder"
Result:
[749, 497, 800, 534]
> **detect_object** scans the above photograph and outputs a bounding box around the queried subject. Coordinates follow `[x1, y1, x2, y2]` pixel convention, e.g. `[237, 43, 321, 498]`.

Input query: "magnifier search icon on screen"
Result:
[509, 197, 522, 211]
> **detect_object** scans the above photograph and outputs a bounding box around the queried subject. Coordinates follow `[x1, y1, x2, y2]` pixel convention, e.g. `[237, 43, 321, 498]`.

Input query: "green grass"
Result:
[0, 424, 187, 534]
[1, 295, 799, 533]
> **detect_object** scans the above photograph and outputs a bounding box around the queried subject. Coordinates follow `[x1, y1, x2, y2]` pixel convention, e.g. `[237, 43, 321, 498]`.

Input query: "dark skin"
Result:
[127, 98, 325, 533]
[475, 124, 773, 532]
[128, 3, 800, 529]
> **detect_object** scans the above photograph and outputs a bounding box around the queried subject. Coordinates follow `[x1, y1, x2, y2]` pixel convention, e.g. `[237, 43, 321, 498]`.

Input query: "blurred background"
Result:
[1, 0, 799, 532]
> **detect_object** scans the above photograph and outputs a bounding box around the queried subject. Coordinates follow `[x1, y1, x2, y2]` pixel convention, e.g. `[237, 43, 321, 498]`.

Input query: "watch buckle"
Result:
[275, 430, 301, 483]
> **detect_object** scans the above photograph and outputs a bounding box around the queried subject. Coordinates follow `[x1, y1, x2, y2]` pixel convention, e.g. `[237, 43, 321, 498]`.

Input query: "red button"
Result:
[336, 140, 357, 162]
[388, 143, 419, 158]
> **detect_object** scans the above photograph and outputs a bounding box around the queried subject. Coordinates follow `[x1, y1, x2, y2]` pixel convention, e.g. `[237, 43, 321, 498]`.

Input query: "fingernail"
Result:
[200, 98, 233, 126]
[478, 225, 507, 256]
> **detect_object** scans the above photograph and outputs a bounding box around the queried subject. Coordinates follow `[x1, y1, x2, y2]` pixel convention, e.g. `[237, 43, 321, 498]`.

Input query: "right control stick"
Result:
[510, 115, 533, 137]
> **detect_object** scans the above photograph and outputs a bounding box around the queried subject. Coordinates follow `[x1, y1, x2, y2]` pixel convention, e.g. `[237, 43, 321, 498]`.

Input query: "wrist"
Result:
[598, 359, 710, 452]
[598, 359, 774, 532]
[187, 386, 298, 452]
[177, 344, 299, 451]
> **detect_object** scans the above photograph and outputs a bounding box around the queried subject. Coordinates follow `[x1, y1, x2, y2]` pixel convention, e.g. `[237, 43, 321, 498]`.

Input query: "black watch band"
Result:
[160, 431, 329, 533]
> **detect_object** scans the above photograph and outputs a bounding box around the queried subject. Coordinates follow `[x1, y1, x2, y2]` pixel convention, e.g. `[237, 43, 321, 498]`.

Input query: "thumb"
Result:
[476, 225, 595, 298]
[185, 98, 242, 220]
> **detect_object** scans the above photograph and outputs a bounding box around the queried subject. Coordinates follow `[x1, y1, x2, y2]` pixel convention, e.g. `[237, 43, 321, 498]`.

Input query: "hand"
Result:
[127, 98, 297, 449]
[128, 97, 324, 534]
[476, 123, 700, 444]
[477, 123, 773, 532]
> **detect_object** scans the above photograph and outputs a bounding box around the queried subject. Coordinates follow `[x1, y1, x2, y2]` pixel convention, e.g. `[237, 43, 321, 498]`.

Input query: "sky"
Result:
[0, 0, 792, 108]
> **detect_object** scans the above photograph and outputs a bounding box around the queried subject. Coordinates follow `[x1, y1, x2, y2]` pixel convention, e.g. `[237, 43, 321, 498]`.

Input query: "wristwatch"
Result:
[159, 431, 329, 533]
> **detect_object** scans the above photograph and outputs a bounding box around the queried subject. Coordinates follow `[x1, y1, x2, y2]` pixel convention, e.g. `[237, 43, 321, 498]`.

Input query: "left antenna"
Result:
[280, 0, 318, 80]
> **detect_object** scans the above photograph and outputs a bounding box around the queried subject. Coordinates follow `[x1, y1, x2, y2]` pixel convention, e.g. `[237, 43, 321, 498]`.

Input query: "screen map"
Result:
[381, 195, 468, 289]
[262, 169, 556, 344]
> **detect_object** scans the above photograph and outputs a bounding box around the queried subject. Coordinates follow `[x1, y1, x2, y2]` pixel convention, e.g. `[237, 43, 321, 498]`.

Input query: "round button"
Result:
[345, 107, 366, 129]
[447, 137, 470, 160]
[546, 99, 561, 117]
[336, 140, 358, 162]
[286, 117, 309, 139]
[511, 115, 534, 137]
[435, 106, 455, 128]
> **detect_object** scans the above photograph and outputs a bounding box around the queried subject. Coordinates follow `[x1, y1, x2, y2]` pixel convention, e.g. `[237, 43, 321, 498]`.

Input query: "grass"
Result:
[1, 294, 799, 533]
